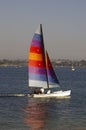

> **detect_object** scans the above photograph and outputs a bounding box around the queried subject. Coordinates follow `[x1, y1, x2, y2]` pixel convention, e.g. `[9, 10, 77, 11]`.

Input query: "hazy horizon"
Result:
[0, 0, 86, 60]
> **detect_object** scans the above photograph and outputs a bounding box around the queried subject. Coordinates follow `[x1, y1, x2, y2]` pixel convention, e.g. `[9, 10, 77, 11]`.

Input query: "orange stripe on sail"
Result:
[29, 53, 44, 61]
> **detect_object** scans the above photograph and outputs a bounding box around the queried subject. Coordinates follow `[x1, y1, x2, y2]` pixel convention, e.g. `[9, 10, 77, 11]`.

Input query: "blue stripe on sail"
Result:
[29, 73, 47, 81]
[48, 75, 59, 84]
[33, 34, 42, 41]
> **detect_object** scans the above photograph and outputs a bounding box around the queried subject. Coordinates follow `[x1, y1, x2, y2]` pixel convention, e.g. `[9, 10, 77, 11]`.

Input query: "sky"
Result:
[0, 0, 86, 60]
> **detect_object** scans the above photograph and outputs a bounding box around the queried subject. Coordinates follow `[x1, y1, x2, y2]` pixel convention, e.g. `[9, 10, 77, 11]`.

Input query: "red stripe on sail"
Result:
[46, 54, 52, 69]
[30, 46, 43, 54]
[28, 60, 45, 68]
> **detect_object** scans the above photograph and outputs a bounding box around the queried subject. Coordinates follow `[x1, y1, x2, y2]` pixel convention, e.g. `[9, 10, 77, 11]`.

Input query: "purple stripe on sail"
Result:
[47, 68, 59, 84]
[48, 75, 59, 84]
[33, 34, 42, 41]
[47, 69, 56, 76]
[29, 66, 46, 74]
[31, 40, 44, 48]
[29, 73, 47, 81]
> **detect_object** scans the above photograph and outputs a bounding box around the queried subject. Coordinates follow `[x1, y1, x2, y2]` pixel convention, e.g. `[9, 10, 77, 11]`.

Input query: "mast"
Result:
[40, 24, 49, 89]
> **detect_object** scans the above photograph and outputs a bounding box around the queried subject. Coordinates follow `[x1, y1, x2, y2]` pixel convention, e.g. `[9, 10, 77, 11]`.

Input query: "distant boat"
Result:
[28, 24, 71, 98]
[71, 65, 75, 71]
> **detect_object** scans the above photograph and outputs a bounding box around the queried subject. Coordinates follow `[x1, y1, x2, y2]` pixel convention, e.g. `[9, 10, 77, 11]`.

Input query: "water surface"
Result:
[0, 67, 86, 130]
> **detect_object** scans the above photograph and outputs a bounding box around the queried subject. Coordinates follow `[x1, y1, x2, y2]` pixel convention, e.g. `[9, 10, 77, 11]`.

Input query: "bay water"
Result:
[0, 66, 86, 130]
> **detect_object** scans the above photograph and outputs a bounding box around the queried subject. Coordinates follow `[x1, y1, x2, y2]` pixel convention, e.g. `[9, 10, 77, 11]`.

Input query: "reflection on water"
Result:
[23, 98, 72, 130]
[24, 98, 85, 130]
[22, 95, 86, 130]
[23, 98, 48, 130]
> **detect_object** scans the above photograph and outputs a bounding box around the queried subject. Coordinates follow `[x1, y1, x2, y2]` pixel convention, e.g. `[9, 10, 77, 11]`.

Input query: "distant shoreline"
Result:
[0, 59, 86, 68]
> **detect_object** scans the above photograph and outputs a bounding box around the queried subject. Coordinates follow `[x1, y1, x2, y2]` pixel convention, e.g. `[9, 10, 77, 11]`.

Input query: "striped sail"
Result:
[46, 51, 60, 88]
[28, 24, 48, 88]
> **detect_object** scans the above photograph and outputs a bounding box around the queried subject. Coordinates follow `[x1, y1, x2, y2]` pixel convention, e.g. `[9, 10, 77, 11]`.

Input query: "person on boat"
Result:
[34, 88, 44, 94]
[40, 88, 44, 94]
[34, 88, 39, 94]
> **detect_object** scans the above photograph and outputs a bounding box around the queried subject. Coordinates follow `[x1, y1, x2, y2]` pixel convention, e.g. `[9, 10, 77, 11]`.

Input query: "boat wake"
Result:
[0, 93, 30, 97]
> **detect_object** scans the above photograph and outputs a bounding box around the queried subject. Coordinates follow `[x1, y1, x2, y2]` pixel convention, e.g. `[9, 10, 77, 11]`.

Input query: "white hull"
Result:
[31, 90, 71, 98]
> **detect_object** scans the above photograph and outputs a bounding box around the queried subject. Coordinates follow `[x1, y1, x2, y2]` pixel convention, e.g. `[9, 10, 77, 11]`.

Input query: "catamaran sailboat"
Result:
[28, 24, 71, 98]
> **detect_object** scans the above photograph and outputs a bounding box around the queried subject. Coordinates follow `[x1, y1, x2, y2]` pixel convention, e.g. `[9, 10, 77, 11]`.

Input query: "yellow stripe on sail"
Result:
[29, 53, 43, 61]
